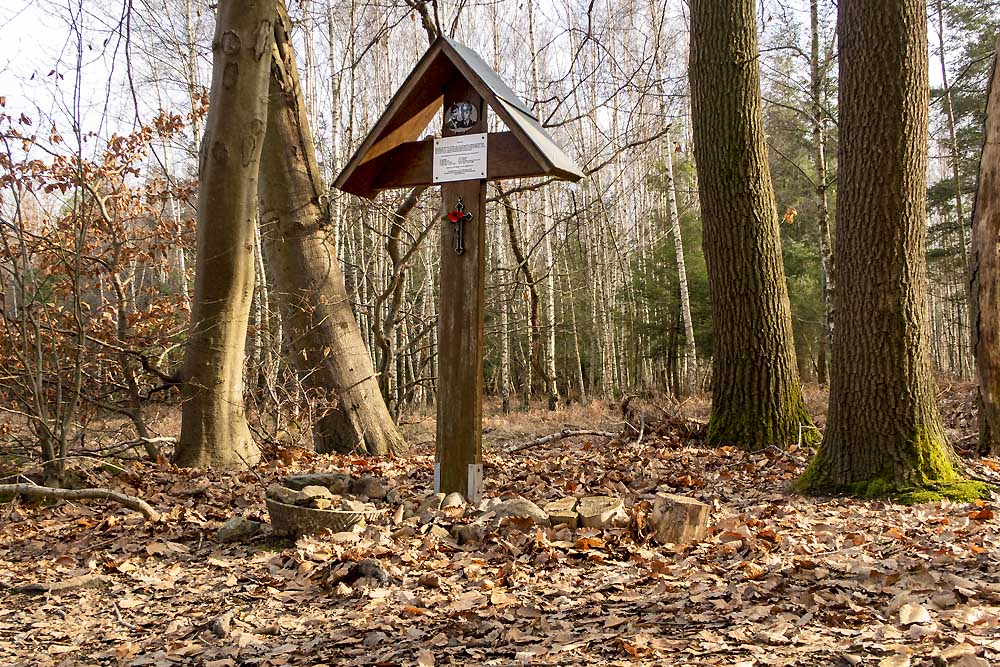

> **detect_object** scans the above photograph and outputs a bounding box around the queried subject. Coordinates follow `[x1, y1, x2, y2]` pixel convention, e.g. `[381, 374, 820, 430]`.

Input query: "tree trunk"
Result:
[811, 0, 834, 386]
[935, 0, 970, 276]
[257, 1, 405, 456]
[527, 3, 560, 411]
[800, 0, 964, 495]
[663, 127, 697, 394]
[503, 194, 543, 402]
[650, 0, 697, 395]
[970, 37, 1000, 456]
[689, 0, 813, 450]
[175, 0, 273, 469]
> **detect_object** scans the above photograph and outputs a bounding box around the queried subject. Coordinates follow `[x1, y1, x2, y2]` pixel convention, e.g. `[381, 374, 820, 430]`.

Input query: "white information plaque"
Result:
[433, 133, 487, 183]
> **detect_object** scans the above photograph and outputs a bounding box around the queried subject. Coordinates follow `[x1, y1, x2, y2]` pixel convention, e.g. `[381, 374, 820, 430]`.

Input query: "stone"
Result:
[301, 485, 334, 499]
[265, 484, 305, 506]
[429, 525, 451, 539]
[492, 498, 549, 526]
[339, 498, 366, 512]
[477, 497, 501, 511]
[351, 476, 387, 500]
[419, 493, 446, 513]
[283, 473, 351, 494]
[544, 497, 579, 528]
[650, 493, 710, 545]
[577, 496, 627, 529]
[442, 492, 466, 509]
[311, 497, 332, 510]
[216, 516, 262, 544]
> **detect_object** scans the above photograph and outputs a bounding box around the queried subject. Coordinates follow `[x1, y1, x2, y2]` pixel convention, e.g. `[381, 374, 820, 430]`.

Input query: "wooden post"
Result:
[435, 80, 487, 503]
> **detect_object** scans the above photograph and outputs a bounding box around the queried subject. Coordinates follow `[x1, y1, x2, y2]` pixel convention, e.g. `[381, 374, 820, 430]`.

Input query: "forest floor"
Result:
[2, 383, 1000, 667]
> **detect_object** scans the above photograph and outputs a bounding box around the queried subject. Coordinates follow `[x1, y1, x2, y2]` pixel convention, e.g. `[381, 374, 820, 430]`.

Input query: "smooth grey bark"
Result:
[175, 0, 273, 469]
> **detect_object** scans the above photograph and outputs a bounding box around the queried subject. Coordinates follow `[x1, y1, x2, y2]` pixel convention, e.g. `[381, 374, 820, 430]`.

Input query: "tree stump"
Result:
[650, 494, 710, 545]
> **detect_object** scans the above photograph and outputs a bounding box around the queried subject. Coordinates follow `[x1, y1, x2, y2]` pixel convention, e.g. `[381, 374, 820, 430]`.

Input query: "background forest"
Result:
[0, 0, 996, 462]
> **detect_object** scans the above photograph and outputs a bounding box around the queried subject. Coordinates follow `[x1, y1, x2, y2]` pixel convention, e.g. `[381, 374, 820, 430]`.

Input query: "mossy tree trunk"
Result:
[688, 0, 813, 451]
[799, 0, 966, 496]
[175, 0, 273, 469]
[970, 38, 1000, 457]
[257, 0, 405, 456]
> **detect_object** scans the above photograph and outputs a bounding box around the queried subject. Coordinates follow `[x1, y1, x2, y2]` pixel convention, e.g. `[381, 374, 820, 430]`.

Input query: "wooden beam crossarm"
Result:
[346, 132, 553, 196]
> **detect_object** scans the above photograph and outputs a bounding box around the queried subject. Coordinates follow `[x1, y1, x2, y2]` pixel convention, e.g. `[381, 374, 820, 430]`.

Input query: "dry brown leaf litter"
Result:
[1, 400, 999, 666]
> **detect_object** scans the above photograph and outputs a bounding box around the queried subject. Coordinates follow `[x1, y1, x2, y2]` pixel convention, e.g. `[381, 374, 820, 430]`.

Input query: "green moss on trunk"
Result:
[705, 392, 818, 451]
[796, 426, 987, 503]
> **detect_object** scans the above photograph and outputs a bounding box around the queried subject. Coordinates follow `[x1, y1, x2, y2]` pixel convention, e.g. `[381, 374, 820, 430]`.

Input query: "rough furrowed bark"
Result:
[798, 0, 982, 502]
[970, 37, 1000, 457]
[175, 0, 273, 469]
[258, 0, 405, 456]
[689, 0, 814, 452]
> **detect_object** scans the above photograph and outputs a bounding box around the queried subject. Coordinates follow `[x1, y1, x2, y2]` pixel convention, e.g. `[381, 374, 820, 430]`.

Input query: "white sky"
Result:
[0, 0, 955, 152]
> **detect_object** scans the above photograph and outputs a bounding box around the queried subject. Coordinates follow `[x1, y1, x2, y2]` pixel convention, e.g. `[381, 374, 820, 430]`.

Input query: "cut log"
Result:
[577, 496, 627, 529]
[544, 497, 579, 528]
[650, 494, 710, 545]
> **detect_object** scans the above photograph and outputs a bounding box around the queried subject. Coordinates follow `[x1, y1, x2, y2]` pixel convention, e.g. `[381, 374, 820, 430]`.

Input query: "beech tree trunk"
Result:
[689, 0, 813, 450]
[175, 0, 273, 468]
[258, 1, 405, 456]
[970, 38, 1000, 456]
[800, 0, 961, 494]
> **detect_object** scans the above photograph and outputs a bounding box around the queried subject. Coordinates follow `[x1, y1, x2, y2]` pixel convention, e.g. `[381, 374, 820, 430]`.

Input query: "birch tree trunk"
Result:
[662, 126, 696, 393]
[175, 0, 273, 468]
[527, 2, 560, 411]
[258, 1, 405, 456]
[689, 0, 814, 450]
[935, 0, 969, 275]
[810, 0, 834, 386]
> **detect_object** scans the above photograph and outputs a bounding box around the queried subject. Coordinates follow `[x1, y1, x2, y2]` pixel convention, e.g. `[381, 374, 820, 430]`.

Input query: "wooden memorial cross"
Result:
[333, 37, 583, 502]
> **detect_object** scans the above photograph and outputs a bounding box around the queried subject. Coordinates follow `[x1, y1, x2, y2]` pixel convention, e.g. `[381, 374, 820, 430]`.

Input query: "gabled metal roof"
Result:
[332, 36, 583, 199]
[441, 37, 535, 118]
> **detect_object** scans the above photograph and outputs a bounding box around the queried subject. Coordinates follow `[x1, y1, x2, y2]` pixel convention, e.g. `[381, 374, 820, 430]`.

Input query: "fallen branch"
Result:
[14, 574, 112, 595]
[508, 429, 618, 453]
[0, 484, 160, 522]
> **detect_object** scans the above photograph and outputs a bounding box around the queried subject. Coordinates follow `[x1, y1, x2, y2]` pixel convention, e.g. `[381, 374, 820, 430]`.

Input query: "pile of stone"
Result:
[259, 473, 398, 539]
[410, 492, 710, 547]
[265, 484, 379, 513]
[265, 472, 396, 512]
[220, 469, 711, 547]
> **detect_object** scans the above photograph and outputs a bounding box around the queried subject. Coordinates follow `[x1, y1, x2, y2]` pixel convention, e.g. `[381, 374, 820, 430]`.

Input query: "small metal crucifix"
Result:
[446, 197, 473, 254]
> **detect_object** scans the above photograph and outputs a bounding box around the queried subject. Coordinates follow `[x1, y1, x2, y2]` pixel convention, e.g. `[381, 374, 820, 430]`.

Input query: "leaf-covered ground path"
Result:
[2, 390, 1000, 666]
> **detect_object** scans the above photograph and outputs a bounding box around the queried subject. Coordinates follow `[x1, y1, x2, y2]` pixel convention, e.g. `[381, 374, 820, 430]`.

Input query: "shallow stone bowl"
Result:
[266, 497, 387, 537]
